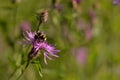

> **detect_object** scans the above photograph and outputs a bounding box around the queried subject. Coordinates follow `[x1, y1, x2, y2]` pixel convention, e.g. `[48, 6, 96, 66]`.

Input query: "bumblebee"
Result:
[34, 31, 46, 42]
[28, 32, 46, 59]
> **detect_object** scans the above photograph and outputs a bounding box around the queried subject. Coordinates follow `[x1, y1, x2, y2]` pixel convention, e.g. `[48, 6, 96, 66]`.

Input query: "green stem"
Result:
[16, 60, 30, 80]
[8, 60, 27, 80]
[36, 20, 42, 32]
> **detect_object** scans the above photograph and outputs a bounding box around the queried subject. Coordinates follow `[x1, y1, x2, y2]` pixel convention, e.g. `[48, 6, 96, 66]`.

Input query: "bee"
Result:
[34, 31, 46, 42]
[28, 31, 46, 59]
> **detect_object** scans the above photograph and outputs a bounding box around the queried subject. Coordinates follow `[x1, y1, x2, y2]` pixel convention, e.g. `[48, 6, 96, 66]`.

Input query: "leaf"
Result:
[35, 60, 43, 77]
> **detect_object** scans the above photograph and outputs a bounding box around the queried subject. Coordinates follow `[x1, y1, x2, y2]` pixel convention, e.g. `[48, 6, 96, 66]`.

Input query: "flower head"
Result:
[113, 0, 120, 5]
[56, 4, 63, 12]
[33, 41, 60, 64]
[23, 30, 35, 44]
[75, 0, 82, 4]
[76, 47, 87, 65]
[19, 21, 31, 32]
[23, 31, 60, 64]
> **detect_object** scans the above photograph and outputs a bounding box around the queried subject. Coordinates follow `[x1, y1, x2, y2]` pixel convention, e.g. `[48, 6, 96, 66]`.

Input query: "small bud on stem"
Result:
[36, 10, 48, 31]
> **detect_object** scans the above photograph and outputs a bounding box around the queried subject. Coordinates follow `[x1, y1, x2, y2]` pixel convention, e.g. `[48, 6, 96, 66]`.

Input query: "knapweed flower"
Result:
[76, 47, 87, 66]
[19, 21, 31, 32]
[56, 4, 63, 12]
[50, 0, 63, 12]
[113, 0, 120, 5]
[23, 30, 60, 64]
[74, 0, 82, 4]
[71, 0, 82, 11]
[85, 28, 93, 41]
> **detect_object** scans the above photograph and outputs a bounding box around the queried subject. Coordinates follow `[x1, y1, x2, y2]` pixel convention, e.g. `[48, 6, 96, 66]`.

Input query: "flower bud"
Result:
[37, 10, 48, 23]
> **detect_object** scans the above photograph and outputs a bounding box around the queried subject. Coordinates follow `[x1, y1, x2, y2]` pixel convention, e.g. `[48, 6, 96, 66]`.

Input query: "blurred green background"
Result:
[0, 0, 120, 80]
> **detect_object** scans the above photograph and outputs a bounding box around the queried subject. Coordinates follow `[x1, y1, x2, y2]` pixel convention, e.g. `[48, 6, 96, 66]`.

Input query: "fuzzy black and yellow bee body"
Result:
[34, 31, 46, 42]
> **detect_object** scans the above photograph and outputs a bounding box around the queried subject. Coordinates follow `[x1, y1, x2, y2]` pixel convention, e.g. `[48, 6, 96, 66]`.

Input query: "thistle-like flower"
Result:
[113, 0, 120, 5]
[23, 30, 60, 64]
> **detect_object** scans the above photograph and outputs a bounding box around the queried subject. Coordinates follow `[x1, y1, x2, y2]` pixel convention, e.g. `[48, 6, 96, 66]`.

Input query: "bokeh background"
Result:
[0, 0, 120, 80]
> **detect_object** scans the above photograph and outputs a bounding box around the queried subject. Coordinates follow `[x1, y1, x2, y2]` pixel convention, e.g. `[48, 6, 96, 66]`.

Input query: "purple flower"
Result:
[19, 21, 31, 32]
[23, 30, 35, 44]
[75, 0, 82, 4]
[55, 4, 63, 12]
[113, 0, 120, 5]
[85, 28, 93, 41]
[50, 0, 63, 12]
[76, 20, 87, 31]
[89, 10, 96, 21]
[34, 41, 60, 64]
[72, 0, 82, 5]
[76, 47, 87, 65]
[23, 31, 60, 64]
